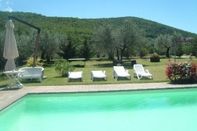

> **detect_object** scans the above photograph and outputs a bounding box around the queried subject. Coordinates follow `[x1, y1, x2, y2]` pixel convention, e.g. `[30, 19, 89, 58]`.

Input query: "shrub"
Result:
[165, 61, 197, 83]
[150, 53, 160, 62]
[54, 59, 75, 77]
[25, 57, 44, 67]
[150, 53, 160, 59]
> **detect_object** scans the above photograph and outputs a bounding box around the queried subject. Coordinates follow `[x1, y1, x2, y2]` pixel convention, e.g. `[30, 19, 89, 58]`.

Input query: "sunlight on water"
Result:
[0, 88, 197, 131]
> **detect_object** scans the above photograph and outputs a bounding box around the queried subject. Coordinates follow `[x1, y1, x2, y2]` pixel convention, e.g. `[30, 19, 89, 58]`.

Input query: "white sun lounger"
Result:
[133, 64, 153, 80]
[68, 71, 83, 82]
[91, 70, 107, 81]
[112, 66, 131, 80]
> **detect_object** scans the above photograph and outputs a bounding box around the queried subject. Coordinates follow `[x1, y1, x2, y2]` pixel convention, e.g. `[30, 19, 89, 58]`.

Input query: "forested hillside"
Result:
[0, 11, 196, 39]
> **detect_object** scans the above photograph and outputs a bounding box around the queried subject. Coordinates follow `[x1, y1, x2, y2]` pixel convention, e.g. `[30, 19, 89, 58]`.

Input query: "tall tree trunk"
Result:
[120, 48, 125, 60]
[166, 47, 171, 58]
[108, 51, 114, 60]
[46, 55, 51, 63]
[116, 48, 119, 60]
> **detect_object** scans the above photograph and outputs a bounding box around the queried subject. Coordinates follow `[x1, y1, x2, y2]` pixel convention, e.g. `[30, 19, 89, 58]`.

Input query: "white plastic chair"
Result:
[133, 64, 153, 80]
[91, 70, 107, 81]
[68, 71, 83, 82]
[112, 66, 131, 80]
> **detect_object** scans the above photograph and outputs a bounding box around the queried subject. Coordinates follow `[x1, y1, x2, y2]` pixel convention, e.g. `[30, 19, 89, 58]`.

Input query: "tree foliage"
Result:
[57, 36, 76, 59]
[80, 39, 94, 60]
[92, 24, 114, 59]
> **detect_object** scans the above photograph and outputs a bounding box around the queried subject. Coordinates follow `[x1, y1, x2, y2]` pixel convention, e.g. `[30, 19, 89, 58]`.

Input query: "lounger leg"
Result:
[39, 78, 42, 83]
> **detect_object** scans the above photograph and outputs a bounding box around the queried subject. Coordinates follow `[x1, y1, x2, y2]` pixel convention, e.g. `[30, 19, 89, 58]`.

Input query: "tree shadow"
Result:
[19, 79, 42, 83]
[0, 87, 20, 91]
[53, 76, 66, 78]
[93, 62, 133, 69]
[43, 60, 55, 67]
[0, 84, 7, 89]
[93, 63, 113, 68]
[73, 65, 85, 68]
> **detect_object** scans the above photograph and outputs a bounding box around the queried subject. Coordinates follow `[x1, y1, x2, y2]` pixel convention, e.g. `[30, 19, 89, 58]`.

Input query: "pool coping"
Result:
[1, 82, 197, 111]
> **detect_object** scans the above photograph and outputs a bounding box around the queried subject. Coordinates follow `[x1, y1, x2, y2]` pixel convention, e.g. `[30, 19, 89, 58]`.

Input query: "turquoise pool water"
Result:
[0, 88, 197, 131]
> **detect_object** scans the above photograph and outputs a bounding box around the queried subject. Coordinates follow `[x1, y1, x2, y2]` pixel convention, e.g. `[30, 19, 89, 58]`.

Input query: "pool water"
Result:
[0, 88, 197, 131]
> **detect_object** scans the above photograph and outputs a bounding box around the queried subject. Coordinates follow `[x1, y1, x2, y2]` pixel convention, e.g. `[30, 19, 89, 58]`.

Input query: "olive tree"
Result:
[155, 34, 173, 59]
[113, 20, 144, 60]
[15, 29, 36, 66]
[39, 30, 62, 62]
[155, 32, 183, 60]
[91, 24, 115, 60]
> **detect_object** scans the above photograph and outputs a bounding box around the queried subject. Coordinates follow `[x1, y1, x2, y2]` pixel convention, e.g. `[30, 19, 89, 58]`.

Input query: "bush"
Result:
[25, 57, 44, 67]
[165, 61, 197, 83]
[54, 59, 75, 77]
[150, 53, 160, 62]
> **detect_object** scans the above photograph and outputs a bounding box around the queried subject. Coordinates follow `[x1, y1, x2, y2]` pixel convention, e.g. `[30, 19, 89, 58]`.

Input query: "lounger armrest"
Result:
[126, 70, 129, 73]
[103, 71, 106, 74]
[145, 69, 150, 74]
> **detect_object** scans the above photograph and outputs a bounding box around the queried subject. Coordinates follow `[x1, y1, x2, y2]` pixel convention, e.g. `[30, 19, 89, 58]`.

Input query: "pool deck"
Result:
[1, 82, 197, 111]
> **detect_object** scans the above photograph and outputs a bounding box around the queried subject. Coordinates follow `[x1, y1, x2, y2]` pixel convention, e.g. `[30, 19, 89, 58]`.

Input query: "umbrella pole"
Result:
[33, 33, 40, 67]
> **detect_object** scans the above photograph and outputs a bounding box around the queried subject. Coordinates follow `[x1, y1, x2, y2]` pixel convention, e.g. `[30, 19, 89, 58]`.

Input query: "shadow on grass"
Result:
[0, 84, 7, 88]
[92, 78, 107, 82]
[43, 60, 55, 67]
[0, 73, 8, 80]
[114, 77, 131, 81]
[68, 79, 83, 82]
[19, 79, 42, 83]
[53, 76, 66, 78]
[0, 87, 20, 91]
[93, 63, 113, 68]
[73, 65, 85, 68]
[93, 62, 133, 69]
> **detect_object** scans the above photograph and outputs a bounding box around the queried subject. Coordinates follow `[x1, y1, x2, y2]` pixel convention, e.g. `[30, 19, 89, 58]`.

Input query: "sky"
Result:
[0, 0, 197, 34]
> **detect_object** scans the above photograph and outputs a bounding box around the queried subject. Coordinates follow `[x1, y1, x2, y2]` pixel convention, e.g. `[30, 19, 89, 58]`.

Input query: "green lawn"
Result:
[0, 57, 196, 87]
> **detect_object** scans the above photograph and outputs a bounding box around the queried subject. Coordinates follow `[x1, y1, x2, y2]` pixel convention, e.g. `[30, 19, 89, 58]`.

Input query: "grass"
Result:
[0, 57, 196, 87]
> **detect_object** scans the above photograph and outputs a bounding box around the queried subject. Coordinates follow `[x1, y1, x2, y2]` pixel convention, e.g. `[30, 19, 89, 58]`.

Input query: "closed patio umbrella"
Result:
[3, 20, 19, 71]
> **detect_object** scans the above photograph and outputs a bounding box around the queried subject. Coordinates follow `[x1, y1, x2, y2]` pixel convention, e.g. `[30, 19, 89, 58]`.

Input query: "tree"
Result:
[155, 34, 173, 59]
[155, 32, 183, 60]
[171, 32, 183, 57]
[91, 24, 115, 60]
[57, 36, 76, 60]
[39, 30, 61, 63]
[137, 39, 149, 59]
[176, 43, 184, 57]
[113, 20, 143, 60]
[15, 29, 36, 66]
[80, 39, 94, 60]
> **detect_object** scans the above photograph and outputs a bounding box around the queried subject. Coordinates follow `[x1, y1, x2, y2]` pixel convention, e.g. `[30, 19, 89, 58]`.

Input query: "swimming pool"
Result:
[0, 88, 197, 131]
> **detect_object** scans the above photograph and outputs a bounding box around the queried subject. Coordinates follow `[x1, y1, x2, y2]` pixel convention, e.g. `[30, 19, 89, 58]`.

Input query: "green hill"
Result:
[0, 11, 196, 40]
